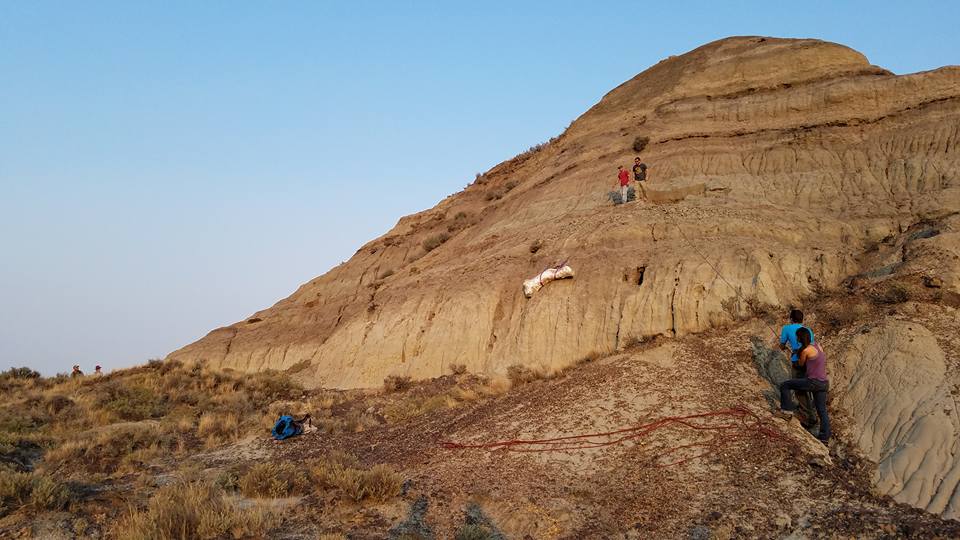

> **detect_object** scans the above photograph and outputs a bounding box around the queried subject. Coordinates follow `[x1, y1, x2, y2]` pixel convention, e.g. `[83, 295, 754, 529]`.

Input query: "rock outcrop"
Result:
[833, 315, 960, 519]
[168, 36, 960, 392]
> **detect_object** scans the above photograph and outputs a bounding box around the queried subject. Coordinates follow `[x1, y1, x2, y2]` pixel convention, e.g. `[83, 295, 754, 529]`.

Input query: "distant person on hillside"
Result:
[777, 327, 830, 443]
[615, 165, 630, 204]
[94, 365, 103, 377]
[778, 309, 815, 425]
[70, 365, 84, 378]
[632, 158, 648, 200]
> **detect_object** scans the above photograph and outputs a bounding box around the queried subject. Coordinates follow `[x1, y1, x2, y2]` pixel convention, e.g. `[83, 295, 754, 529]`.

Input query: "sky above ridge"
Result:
[1, 1, 958, 375]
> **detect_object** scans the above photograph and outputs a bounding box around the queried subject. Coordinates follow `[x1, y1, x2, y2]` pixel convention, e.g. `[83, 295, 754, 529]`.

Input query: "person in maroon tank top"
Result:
[776, 327, 830, 443]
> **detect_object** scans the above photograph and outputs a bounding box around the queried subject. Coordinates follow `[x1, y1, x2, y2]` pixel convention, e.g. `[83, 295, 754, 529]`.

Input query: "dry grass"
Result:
[239, 461, 310, 498]
[477, 375, 511, 397]
[197, 411, 241, 448]
[45, 423, 175, 474]
[114, 481, 276, 540]
[456, 524, 498, 540]
[383, 394, 456, 423]
[0, 471, 70, 515]
[449, 363, 467, 375]
[383, 375, 412, 393]
[506, 364, 552, 386]
[311, 453, 403, 503]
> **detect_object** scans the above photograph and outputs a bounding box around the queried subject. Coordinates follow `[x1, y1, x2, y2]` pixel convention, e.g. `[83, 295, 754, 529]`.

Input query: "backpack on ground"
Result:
[271, 414, 311, 441]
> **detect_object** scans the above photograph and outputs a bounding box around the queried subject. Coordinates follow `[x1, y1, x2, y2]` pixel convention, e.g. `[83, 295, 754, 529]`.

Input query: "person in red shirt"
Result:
[615, 165, 630, 204]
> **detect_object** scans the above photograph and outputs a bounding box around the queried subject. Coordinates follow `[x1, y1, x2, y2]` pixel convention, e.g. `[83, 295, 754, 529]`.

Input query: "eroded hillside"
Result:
[168, 36, 960, 391]
[158, 35, 960, 526]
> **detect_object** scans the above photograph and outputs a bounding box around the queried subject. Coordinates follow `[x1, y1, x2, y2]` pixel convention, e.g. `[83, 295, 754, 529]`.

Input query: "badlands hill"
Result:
[168, 36, 960, 525]
[170, 36, 959, 389]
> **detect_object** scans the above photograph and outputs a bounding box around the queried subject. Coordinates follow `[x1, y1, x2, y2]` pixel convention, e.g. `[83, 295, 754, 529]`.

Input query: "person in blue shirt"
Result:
[778, 309, 815, 426]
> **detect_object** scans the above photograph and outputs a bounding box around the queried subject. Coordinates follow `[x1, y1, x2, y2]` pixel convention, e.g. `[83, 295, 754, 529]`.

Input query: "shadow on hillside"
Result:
[750, 336, 791, 409]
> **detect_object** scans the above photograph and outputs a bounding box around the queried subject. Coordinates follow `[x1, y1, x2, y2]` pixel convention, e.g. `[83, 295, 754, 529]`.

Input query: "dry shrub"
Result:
[311, 455, 402, 503]
[44, 423, 173, 474]
[529, 239, 543, 253]
[454, 211, 468, 220]
[0, 471, 69, 515]
[0, 367, 41, 381]
[318, 534, 347, 540]
[632, 135, 650, 153]
[197, 411, 241, 448]
[478, 375, 511, 397]
[383, 375, 412, 393]
[484, 190, 504, 202]
[114, 481, 275, 540]
[506, 364, 550, 386]
[449, 363, 467, 375]
[456, 524, 497, 540]
[874, 282, 910, 304]
[383, 394, 455, 423]
[504, 180, 519, 191]
[422, 232, 450, 252]
[43, 395, 74, 416]
[239, 461, 310, 498]
[819, 301, 868, 329]
[450, 387, 479, 402]
[96, 382, 168, 421]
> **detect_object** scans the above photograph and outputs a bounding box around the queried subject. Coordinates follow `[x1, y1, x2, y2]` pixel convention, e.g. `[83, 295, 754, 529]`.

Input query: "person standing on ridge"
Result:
[70, 365, 84, 378]
[778, 309, 815, 425]
[632, 158, 648, 200]
[777, 327, 830, 443]
[615, 165, 630, 204]
[94, 365, 103, 377]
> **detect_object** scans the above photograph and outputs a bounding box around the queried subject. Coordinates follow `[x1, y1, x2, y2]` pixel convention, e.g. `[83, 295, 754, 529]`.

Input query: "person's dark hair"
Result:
[796, 326, 812, 350]
[635, 157, 640, 161]
[789, 309, 804, 323]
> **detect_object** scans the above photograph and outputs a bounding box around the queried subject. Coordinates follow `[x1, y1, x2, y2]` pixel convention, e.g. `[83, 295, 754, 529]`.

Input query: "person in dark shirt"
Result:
[632, 158, 648, 200]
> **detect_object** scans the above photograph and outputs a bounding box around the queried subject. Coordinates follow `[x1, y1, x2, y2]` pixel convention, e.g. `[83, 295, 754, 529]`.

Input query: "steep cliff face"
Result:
[168, 36, 960, 390]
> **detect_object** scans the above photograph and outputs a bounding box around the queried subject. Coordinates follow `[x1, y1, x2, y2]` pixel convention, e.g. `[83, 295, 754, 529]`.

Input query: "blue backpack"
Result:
[272, 414, 310, 441]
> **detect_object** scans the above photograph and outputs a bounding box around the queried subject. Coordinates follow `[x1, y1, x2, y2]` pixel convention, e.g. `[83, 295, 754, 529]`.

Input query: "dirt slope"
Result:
[168, 36, 960, 391]
[254, 320, 960, 538]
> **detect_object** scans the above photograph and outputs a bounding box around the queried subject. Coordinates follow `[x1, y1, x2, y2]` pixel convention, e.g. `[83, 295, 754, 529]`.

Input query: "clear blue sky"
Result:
[1, 1, 957, 375]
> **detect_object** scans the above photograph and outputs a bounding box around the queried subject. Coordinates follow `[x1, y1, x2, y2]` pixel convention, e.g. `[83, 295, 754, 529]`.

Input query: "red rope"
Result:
[439, 406, 791, 467]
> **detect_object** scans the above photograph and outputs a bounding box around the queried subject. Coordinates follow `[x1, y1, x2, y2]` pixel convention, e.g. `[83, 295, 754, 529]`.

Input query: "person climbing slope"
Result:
[777, 327, 830, 443]
[615, 165, 630, 204]
[777, 309, 815, 424]
[632, 157, 648, 200]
